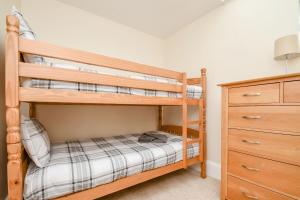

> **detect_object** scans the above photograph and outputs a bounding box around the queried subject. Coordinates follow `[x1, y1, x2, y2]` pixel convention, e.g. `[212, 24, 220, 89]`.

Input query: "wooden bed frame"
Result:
[5, 15, 207, 200]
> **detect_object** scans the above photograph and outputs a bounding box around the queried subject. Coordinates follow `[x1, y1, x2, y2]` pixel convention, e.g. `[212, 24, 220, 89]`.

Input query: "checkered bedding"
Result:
[24, 131, 199, 200]
[22, 62, 202, 99]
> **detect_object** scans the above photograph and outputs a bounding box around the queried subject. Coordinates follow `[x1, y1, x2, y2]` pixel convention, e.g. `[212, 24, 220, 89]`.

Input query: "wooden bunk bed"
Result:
[5, 15, 207, 200]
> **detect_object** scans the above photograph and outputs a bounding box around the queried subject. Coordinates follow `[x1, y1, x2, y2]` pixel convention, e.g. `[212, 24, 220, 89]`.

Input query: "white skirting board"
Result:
[191, 160, 221, 180]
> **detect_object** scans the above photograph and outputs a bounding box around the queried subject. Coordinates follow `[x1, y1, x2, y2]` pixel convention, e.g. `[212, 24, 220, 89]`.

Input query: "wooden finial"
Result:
[6, 15, 19, 33]
[201, 68, 207, 76]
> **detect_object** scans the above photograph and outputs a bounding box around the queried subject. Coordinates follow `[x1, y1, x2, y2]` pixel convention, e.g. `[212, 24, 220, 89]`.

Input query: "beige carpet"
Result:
[99, 167, 220, 200]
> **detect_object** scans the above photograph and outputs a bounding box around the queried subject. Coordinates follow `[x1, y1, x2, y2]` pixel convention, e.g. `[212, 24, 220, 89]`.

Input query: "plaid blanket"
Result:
[24, 132, 199, 200]
[22, 62, 202, 99]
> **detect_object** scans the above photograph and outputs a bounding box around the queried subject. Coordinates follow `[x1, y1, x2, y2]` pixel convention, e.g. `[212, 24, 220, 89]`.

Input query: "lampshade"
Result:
[274, 33, 300, 60]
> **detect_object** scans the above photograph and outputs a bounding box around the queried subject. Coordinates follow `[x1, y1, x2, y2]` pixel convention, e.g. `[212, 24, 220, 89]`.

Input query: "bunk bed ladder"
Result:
[158, 69, 206, 177]
[185, 69, 207, 177]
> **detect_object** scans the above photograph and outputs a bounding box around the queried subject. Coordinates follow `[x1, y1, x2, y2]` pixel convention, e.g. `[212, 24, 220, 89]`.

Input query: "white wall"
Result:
[164, 0, 300, 168]
[20, 0, 165, 141]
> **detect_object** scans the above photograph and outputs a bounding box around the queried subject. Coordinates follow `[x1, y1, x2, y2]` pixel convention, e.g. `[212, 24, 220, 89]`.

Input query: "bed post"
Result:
[200, 68, 207, 178]
[182, 73, 188, 169]
[6, 15, 23, 200]
[158, 106, 163, 130]
[29, 103, 35, 118]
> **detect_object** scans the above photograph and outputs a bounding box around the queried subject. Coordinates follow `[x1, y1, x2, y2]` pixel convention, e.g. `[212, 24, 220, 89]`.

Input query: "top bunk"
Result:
[6, 15, 206, 106]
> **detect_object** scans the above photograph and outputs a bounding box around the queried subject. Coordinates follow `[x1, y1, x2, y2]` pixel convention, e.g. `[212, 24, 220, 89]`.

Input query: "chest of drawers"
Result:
[220, 73, 300, 200]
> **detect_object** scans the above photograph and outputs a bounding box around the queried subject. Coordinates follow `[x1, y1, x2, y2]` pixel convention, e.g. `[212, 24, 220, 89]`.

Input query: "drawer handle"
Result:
[242, 139, 261, 145]
[243, 92, 261, 97]
[242, 191, 259, 200]
[242, 115, 261, 119]
[241, 164, 260, 172]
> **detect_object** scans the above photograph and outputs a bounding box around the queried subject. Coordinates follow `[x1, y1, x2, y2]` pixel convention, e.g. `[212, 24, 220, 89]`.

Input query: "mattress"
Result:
[24, 131, 199, 200]
[22, 62, 203, 99]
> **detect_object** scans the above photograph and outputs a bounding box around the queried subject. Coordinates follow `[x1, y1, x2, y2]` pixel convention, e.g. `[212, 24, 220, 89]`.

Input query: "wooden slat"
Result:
[188, 120, 199, 125]
[187, 78, 201, 85]
[161, 125, 199, 138]
[187, 98, 198, 105]
[19, 38, 183, 80]
[19, 62, 182, 92]
[187, 138, 200, 145]
[19, 87, 182, 105]
[187, 157, 200, 166]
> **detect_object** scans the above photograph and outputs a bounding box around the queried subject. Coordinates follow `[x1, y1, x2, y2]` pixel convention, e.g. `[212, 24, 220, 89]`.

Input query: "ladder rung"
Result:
[188, 120, 200, 125]
[187, 138, 200, 144]
[187, 99, 198, 105]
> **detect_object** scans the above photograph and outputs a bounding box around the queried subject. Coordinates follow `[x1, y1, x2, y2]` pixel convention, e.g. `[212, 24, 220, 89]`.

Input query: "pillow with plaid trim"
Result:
[21, 118, 50, 168]
[11, 6, 45, 64]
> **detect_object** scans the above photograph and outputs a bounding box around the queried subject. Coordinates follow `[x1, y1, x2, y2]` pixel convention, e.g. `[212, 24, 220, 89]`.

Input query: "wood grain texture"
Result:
[220, 73, 300, 200]
[5, 15, 23, 200]
[19, 38, 182, 80]
[228, 129, 300, 166]
[29, 103, 35, 118]
[19, 87, 183, 105]
[182, 73, 188, 169]
[187, 98, 199, 105]
[158, 106, 163, 130]
[228, 151, 300, 199]
[200, 68, 207, 178]
[227, 176, 294, 200]
[218, 73, 300, 87]
[228, 106, 300, 134]
[19, 62, 182, 92]
[284, 80, 300, 103]
[187, 138, 200, 145]
[160, 125, 199, 138]
[221, 87, 229, 200]
[229, 83, 280, 104]
[187, 78, 201, 85]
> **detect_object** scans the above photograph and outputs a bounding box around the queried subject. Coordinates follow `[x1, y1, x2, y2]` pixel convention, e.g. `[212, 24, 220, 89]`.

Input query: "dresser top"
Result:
[218, 72, 300, 87]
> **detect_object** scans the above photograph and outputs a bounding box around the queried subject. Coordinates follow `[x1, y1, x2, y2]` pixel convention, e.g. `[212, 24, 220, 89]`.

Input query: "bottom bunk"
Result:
[24, 131, 200, 200]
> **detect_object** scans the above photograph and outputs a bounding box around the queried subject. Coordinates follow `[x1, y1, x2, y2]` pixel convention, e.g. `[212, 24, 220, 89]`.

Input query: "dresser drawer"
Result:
[228, 129, 300, 165]
[284, 81, 300, 103]
[229, 83, 280, 104]
[227, 175, 294, 200]
[228, 151, 300, 198]
[228, 106, 300, 134]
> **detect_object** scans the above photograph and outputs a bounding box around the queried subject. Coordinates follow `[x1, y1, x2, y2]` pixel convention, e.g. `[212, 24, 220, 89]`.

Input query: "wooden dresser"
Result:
[219, 73, 300, 200]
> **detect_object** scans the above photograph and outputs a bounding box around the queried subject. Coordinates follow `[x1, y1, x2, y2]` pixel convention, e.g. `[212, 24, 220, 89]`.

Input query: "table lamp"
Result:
[274, 33, 300, 73]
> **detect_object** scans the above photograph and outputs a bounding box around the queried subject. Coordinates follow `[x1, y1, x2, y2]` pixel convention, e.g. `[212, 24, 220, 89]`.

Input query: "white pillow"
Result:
[11, 6, 45, 64]
[21, 118, 50, 168]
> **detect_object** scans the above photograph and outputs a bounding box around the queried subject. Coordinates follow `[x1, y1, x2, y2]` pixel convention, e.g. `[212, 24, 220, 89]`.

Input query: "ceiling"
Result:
[57, 0, 224, 38]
